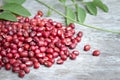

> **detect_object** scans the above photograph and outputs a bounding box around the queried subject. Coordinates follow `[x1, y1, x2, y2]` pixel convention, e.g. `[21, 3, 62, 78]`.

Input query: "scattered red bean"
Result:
[84, 44, 91, 51]
[92, 50, 100, 56]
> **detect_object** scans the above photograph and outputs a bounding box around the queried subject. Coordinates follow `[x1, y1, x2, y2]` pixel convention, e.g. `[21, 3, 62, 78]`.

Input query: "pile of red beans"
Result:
[0, 11, 100, 78]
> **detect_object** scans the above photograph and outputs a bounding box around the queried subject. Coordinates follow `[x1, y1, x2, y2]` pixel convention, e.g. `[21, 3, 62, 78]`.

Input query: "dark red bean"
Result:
[56, 59, 64, 64]
[21, 57, 29, 63]
[69, 53, 77, 60]
[12, 67, 20, 73]
[92, 50, 100, 56]
[18, 70, 25, 78]
[72, 50, 80, 56]
[44, 61, 52, 67]
[39, 47, 46, 53]
[38, 58, 44, 65]
[5, 63, 11, 70]
[37, 10, 43, 17]
[34, 62, 40, 69]
[69, 43, 77, 49]
[20, 51, 28, 57]
[84, 44, 91, 51]
[24, 67, 30, 74]
[52, 52, 59, 58]
[9, 59, 16, 65]
[77, 31, 83, 37]
[13, 62, 20, 67]
[2, 57, 9, 63]
[28, 51, 34, 58]
[60, 55, 67, 61]
[25, 61, 33, 67]
[20, 64, 26, 70]
[30, 57, 38, 63]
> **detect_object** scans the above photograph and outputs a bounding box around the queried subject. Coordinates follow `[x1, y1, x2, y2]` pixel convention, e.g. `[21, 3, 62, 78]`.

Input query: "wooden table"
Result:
[0, 0, 120, 80]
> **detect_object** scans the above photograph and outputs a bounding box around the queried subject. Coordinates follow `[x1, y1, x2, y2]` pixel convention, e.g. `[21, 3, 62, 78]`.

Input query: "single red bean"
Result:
[84, 44, 91, 51]
[5, 63, 11, 70]
[9, 59, 16, 65]
[92, 50, 100, 56]
[20, 64, 26, 70]
[69, 53, 77, 60]
[25, 61, 33, 67]
[2, 57, 9, 63]
[30, 57, 38, 63]
[38, 58, 44, 65]
[20, 51, 28, 57]
[44, 61, 52, 67]
[18, 70, 25, 78]
[28, 51, 35, 58]
[60, 54, 67, 61]
[24, 67, 30, 74]
[13, 53, 20, 59]
[52, 52, 59, 58]
[13, 62, 20, 67]
[56, 59, 64, 64]
[34, 62, 40, 69]
[12, 67, 20, 73]
[72, 50, 80, 56]
[77, 31, 83, 37]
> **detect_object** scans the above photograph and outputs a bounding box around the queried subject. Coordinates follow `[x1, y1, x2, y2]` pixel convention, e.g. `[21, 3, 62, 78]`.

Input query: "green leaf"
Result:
[59, 0, 66, 3]
[0, 11, 17, 21]
[3, 0, 25, 4]
[93, 0, 109, 12]
[77, 6, 86, 24]
[66, 7, 76, 25]
[85, 2, 97, 15]
[46, 9, 51, 17]
[71, 0, 75, 2]
[2, 3, 31, 17]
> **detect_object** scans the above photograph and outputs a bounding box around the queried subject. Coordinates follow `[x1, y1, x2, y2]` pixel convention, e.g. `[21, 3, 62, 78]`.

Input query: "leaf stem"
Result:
[36, 0, 120, 34]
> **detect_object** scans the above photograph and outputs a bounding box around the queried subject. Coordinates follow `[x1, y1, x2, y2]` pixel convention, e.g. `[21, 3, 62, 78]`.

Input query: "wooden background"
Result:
[0, 0, 120, 80]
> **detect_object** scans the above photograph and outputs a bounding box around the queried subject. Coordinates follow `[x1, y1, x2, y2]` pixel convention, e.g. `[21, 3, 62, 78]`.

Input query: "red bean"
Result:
[18, 70, 25, 78]
[92, 50, 100, 56]
[84, 44, 91, 51]
[20, 64, 26, 70]
[77, 31, 83, 37]
[44, 61, 52, 67]
[12, 67, 20, 73]
[25, 61, 33, 67]
[34, 62, 40, 69]
[72, 50, 80, 56]
[56, 59, 64, 64]
[24, 67, 30, 74]
[60, 55, 67, 61]
[9, 59, 16, 65]
[0, 10, 101, 78]
[5, 63, 11, 70]
[69, 53, 77, 60]
[20, 51, 28, 57]
[13, 62, 20, 67]
[30, 57, 38, 63]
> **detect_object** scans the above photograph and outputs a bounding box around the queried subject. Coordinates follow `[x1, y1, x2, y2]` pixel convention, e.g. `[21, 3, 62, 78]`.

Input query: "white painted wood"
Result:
[0, 0, 120, 80]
